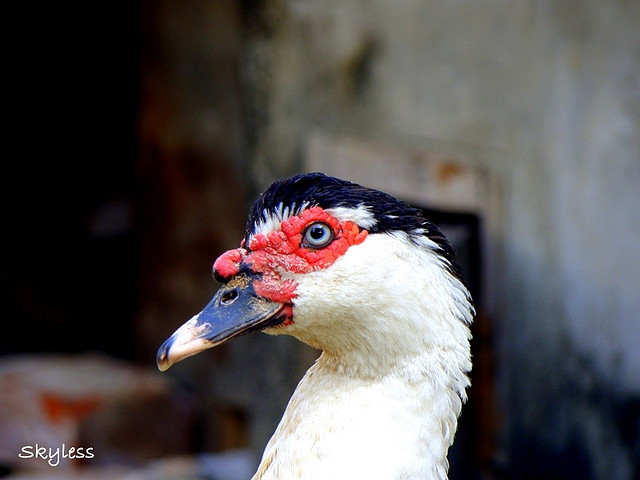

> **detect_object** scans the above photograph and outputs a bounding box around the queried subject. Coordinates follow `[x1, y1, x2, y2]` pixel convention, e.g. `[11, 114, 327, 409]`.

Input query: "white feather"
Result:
[325, 204, 377, 229]
[252, 201, 310, 239]
[257, 232, 473, 479]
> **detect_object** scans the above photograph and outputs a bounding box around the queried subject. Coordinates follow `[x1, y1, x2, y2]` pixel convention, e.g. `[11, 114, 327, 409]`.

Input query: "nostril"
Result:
[220, 289, 239, 306]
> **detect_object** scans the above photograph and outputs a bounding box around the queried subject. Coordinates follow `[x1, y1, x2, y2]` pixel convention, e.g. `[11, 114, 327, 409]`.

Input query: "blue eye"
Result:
[302, 222, 333, 248]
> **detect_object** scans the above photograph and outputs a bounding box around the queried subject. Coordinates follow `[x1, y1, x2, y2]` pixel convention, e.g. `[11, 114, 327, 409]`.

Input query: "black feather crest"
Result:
[246, 172, 466, 285]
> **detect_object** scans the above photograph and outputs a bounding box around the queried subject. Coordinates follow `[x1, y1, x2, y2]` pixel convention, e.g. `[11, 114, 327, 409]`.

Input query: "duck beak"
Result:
[156, 273, 285, 371]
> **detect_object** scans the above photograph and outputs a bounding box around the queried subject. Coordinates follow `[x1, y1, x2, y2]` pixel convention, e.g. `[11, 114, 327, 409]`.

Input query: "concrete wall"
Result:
[240, 1, 640, 478]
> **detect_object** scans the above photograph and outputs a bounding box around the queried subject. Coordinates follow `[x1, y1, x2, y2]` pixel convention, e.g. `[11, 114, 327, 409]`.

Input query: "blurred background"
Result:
[3, 1, 639, 479]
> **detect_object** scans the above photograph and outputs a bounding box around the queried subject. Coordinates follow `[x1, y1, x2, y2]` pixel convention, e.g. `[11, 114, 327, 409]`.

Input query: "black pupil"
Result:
[310, 225, 325, 239]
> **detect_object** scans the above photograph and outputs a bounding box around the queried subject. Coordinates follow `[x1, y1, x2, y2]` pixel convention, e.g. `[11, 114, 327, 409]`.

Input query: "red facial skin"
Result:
[213, 207, 368, 325]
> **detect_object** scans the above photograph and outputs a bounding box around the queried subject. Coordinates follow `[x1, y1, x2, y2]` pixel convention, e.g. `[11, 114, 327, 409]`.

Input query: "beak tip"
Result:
[156, 340, 174, 372]
[157, 358, 171, 372]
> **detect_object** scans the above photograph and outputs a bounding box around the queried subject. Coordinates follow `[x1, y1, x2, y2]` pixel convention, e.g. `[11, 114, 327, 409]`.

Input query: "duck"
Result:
[157, 172, 474, 479]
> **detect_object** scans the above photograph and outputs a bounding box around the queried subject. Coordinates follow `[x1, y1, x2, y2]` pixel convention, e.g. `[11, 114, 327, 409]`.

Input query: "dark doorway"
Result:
[416, 205, 491, 480]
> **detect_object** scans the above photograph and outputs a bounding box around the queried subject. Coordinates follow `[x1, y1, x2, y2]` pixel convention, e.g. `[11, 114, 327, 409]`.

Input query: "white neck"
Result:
[257, 232, 473, 479]
[253, 349, 467, 480]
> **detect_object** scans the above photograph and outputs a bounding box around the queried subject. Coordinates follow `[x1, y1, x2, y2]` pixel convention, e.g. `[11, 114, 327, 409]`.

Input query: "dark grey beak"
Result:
[156, 273, 285, 371]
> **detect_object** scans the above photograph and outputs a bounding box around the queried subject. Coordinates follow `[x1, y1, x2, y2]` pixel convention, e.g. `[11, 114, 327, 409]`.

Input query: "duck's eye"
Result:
[302, 222, 334, 248]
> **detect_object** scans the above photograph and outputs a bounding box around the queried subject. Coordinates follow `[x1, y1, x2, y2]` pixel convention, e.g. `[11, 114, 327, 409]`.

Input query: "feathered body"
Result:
[158, 173, 474, 480]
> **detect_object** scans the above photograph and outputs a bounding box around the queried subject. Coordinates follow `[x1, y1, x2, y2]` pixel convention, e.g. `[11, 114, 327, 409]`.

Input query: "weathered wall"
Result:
[134, 0, 317, 463]
[240, 1, 640, 478]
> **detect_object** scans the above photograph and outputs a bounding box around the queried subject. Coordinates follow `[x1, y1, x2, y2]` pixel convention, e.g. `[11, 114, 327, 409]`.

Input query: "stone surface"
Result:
[0, 354, 194, 473]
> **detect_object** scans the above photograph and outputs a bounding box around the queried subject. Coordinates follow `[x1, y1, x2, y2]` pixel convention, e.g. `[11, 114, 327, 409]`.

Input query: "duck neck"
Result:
[254, 346, 468, 480]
